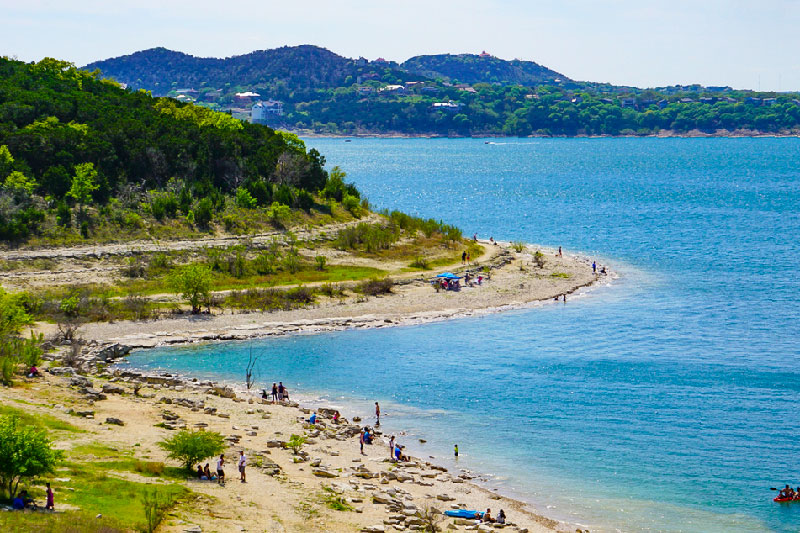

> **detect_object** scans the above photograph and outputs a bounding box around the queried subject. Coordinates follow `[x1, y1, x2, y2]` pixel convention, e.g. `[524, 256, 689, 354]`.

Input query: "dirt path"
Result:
[0, 213, 384, 261]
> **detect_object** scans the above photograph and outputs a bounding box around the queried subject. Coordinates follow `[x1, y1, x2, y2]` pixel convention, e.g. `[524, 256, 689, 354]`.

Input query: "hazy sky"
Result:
[2, 0, 799, 91]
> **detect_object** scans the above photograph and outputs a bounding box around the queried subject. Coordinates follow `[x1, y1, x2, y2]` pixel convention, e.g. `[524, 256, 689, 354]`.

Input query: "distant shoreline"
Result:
[297, 129, 800, 139]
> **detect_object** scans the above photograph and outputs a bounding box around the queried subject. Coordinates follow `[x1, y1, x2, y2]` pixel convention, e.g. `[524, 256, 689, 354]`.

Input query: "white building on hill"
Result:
[251, 100, 284, 124]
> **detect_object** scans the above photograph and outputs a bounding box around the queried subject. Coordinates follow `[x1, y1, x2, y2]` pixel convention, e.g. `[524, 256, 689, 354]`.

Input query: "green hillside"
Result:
[0, 56, 346, 242]
[401, 53, 568, 85]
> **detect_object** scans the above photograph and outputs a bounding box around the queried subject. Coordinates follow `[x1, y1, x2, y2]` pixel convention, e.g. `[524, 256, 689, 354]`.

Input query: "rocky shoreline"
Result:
[32, 341, 576, 533]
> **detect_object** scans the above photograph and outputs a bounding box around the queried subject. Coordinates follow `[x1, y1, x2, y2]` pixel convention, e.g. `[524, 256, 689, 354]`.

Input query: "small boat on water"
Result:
[774, 496, 800, 503]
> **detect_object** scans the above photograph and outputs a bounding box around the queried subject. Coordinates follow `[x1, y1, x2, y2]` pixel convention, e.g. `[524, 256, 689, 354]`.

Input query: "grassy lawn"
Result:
[0, 404, 81, 433]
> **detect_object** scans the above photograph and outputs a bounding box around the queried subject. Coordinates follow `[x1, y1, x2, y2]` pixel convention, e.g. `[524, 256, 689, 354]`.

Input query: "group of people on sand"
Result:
[778, 485, 800, 500]
[261, 382, 289, 403]
[196, 450, 248, 486]
[11, 483, 54, 512]
[387, 435, 410, 462]
[479, 508, 506, 524]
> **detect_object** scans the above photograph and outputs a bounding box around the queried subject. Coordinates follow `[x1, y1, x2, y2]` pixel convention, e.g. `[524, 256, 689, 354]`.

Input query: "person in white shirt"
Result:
[238, 450, 247, 483]
[216, 454, 225, 486]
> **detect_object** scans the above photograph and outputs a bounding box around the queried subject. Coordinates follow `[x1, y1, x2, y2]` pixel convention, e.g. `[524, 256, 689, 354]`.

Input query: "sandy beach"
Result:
[1, 350, 583, 533]
[4, 235, 607, 532]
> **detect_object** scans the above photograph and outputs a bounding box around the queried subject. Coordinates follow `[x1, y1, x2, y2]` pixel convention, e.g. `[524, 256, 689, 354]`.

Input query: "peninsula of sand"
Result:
[0, 216, 607, 533]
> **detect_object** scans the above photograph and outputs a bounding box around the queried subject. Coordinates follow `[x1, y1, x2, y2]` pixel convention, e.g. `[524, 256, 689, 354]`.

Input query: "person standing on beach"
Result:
[454, 444, 459, 458]
[45, 482, 54, 511]
[359, 429, 366, 455]
[558, 246, 562, 257]
[389, 435, 395, 459]
[277, 382, 285, 401]
[271, 382, 278, 403]
[466, 252, 471, 264]
[238, 450, 247, 483]
[462, 250, 466, 264]
[592, 261, 597, 273]
[375, 402, 381, 425]
[216, 454, 226, 486]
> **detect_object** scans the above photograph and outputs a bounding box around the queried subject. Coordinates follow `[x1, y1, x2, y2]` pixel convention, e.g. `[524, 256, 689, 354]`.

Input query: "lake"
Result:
[129, 137, 800, 532]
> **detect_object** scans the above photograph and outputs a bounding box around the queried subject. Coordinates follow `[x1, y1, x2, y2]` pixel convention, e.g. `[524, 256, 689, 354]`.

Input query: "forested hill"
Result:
[83, 46, 800, 137]
[85, 46, 414, 93]
[0, 56, 338, 241]
[401, 53, 568, 85]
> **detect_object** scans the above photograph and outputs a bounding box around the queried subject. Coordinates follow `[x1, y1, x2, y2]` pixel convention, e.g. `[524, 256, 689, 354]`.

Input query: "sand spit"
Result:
[76, 243, 609, 349]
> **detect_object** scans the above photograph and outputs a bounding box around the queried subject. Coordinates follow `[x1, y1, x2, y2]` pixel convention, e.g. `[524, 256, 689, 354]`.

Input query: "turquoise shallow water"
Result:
[129, 138, 800, 532]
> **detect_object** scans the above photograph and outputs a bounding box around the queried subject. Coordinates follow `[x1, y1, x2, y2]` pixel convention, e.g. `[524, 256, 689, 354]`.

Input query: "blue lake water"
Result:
[129, 138, 800, 532]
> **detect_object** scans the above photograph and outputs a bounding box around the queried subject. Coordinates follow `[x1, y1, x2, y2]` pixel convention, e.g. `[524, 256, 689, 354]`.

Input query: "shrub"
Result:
[282, 250, 301, 274]
[235, 187, 257, 209]
[0, 415, 64, 498]
[274, 184, 294, 207]
[296, 189, 314, 211]
[55, 200, 71, 227]
[314, 255, 327, 271]
[247, 180, 272, 206]
[357, 278, 394, 296]
[410, 256, 430, 269]
[342, 194, 362, 217]
[150, 191, 179, 220]
[512, 241, 526, 253]
[0, 357, 14, 387]
[194, 198, 214, 228]
[253, 249, 280, 275]
[157, 429, 225, 470]
[533, 250, 545, 268]
[122, 257, 146, 278]
[286, 434, 307, 454]
[267, 202, 292, 228]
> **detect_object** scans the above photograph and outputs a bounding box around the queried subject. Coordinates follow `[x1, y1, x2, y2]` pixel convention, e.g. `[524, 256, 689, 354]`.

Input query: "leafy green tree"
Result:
[169, 265, 213, 314]
[157, 430, 225, 470]
[4, 171, 37, 197]
[67, 162, 99, 215]
[0, 145, 14, 177]
[0, 415, 63, 498]
[0, 287, 31, 338]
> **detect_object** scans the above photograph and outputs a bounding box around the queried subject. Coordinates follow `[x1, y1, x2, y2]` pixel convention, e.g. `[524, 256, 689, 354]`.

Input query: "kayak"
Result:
[774, 497, 799, 503]
[444, 509, 484, 519]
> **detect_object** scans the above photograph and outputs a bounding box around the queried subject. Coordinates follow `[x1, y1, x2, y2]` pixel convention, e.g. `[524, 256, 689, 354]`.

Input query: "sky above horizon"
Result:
[2, 0, 799, 92]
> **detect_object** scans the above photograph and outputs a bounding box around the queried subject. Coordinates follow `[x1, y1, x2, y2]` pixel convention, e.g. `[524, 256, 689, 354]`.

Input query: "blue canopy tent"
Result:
[435, 272, 462, 279]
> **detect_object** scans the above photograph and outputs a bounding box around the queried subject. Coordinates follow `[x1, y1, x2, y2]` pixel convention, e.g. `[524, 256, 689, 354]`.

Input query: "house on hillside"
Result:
[235, 91, 261, 105]
[251, 99, 284, 124]
[478, 50, 492, 58]
[762, 98, 778, 106]
[176, 88, 199, 97]
[745, 97, 762, 105]
[373, 57, 389, 65]
[420, 86, 440, 94]
[355, 57, 368, 67]
[430, 101, 462, 112]
[379, 85, 405, 95]
[619, 97, 636, 109]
